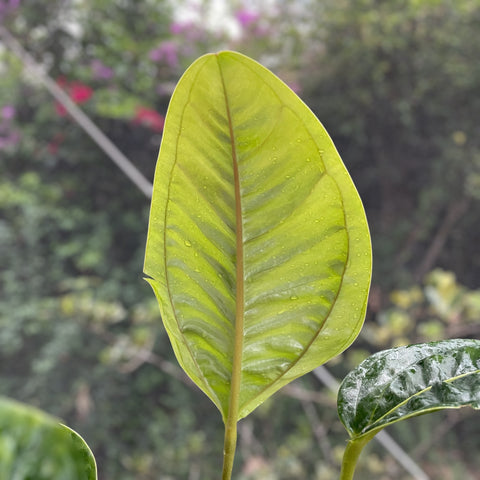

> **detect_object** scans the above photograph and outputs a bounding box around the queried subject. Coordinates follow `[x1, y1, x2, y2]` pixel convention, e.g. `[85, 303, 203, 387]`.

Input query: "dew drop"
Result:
[290, 295, 299, 300]
[184, 240, 192, 247]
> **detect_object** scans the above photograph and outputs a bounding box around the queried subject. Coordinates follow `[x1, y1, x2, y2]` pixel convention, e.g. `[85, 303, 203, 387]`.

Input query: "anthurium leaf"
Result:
[338, 339, 480, 440]
[0, 397, 97, 479]
[144, 51, 371, 423]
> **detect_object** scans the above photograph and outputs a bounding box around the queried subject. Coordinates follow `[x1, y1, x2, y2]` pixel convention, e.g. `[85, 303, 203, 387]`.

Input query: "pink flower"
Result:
[91, 60, 114, 80]
[133, 107, 165, 133]
[1, 105, 15, 120]
[170, 20, 205, 42]
[0, 0, 20, 18]
[170, 21, 188, 35]
[55, 79, 93, 116]
[55, 103, 68, 117]
[235, 9, 259, 28]
[70, 83, 93, 103]
[0, 0, 20, 14]
[149, 41, 178, 68]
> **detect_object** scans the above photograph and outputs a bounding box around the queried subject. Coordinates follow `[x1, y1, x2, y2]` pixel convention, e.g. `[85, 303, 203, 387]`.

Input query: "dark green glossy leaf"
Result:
[0, 397, 97, 480]
[144, 51, 371, 423]
[338, 339, 480, 439]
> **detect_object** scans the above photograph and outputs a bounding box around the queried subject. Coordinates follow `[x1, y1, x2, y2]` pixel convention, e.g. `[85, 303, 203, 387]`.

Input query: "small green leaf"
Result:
[338, 339, 480, 439]
[144, 51, 371, 423]
[0, 397, 97, 480]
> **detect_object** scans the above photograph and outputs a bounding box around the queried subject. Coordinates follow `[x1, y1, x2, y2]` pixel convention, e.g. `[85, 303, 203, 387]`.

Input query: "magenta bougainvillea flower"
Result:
[170, 21, 188, 35]
[55, 78, 93, 116]
[133, 107, 165, 133]
[235, 9, 259, 28]
[91, 59, 114, 80]
[0, 0, 20, 19]
[149, 41, 178, 68]
[69, 82, 93, 103]
[1, 105, 15, 120]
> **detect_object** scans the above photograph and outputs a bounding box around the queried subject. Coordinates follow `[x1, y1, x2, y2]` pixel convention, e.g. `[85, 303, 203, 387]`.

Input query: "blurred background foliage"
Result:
[1, 0, 479, 479]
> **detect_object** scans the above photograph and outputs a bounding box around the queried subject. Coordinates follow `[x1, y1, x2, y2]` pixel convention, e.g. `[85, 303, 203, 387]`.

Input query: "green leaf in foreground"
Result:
[0, 397, 97, 480]
[338, 339, 480, 440]
[144, 50, 371, 424]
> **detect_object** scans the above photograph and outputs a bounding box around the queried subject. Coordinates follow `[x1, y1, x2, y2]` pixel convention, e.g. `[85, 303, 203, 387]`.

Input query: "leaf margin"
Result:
[0, 396, 97, 480]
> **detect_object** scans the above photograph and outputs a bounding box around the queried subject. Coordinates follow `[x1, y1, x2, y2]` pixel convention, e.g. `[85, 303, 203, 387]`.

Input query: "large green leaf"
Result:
[0, 397, 97, 479]
[338, 339, 480, 440]
[144, 51, 371, 423]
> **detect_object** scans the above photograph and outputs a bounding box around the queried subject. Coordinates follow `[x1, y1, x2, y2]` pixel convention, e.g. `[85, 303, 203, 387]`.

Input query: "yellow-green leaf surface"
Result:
[144, 51, 371, 423]
[0, 397, 97, 480]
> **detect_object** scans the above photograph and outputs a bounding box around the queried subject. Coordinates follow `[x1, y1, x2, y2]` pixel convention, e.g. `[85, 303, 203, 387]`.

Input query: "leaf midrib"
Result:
[361, 368, 480, 436]
[217, 55, 354, 419]
[216, 54, 245, 425]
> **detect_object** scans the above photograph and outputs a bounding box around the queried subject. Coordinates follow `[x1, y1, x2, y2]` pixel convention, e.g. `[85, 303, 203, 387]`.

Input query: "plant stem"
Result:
[339, 436, 371, 480]
[221, 419, 237, 480]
